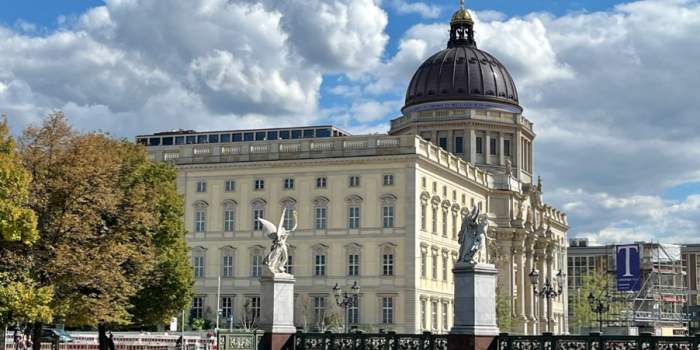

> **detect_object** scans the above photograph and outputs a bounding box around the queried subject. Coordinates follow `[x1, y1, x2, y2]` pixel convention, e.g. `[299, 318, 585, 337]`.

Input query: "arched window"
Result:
[222, 200, 237, 233]
[380, 243, 397, 277]
[193, 201, 209, 233]
[192, 246, 207, 279]
[345, 243, 362, 277]
[313, 196, 330, 230]
[220, 246, 236, 278]
[251, 199, 266, 231]
[346, 195, 363, 229]
[249, 245, 265, 277]
[380, 194, 397, 229]
[280, 197, 296, 230]
[312, 243, 329, 277]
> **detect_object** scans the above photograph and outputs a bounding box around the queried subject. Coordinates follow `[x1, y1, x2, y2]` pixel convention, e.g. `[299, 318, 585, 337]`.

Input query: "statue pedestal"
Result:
[449, 263, 499, 350]
[259, 273, 296, 334]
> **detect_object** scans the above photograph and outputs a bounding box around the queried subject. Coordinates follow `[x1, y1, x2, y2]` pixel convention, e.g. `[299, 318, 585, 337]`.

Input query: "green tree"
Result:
[18, 112, 191, 349]
[495, 285, 512, 332]
[570, 269, 619, 333]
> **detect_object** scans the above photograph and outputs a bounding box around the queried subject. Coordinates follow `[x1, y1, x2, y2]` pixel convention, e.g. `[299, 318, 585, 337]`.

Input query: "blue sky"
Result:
[1, 0, 699, 243]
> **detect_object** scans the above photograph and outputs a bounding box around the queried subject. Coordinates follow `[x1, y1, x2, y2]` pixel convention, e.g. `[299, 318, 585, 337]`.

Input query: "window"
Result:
[314, 254, 326, 276]
[476, 137, 483, 154]
[348, 206, 360, 229]
[382, 253, 394, 276]
[349, 176, 360, 187]
[422, 177, 426, 188]
[504, 139, 511, 157]
[438, 137, 448, 150]
[442, 302, 449, 330]
[195, 208, 206, 233]
[461, 194, 466, 206]
[315, 207, 327, 229]
[283, 208, 295, 230]
[421, 251, 427, 278]
[224, 179, 235, 192]
[285, 255, 294, 274]
[316, 177, 327, 188]
[196, 181, 207, 193]
[283, 178, 295, 190]
[348, 254, 359, 276]
[455, 136, 464, 153]
[382, 206, 394, 228]
[432, 251, 438, 279]
[443, 186, 447, 197]
[314, 296, 326, 325]
[452, 214, 458, 240]
[383, 174, 394, 186]
[420, 299, 427, 330]
[251, 255, 262, 277]
[191, 296, 204, 319]
[221, 296, 233, 319]
[432, 182, 437, 193]
[253, 208, 264, 231]
[442, 211, 448, 237]
[249, 296, 261, 320]
[223, 205, 235, 232]
[381, 297, 394, 324]
[348, 303, 359, 325]
[420, 204, 427, 231]
[490, 138, 497, 155]
[431, 208, 437, 234]
[222, 250, 234, 278]
[432, 301, 438, 330]
[442, 255, 448, 281]
[193, 254, 205, 279]
[254, 179, 265, 190]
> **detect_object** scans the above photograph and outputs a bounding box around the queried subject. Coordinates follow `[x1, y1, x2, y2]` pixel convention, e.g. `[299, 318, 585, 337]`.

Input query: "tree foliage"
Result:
[495, 284, 512, 332]
[570, 268, 620, 332]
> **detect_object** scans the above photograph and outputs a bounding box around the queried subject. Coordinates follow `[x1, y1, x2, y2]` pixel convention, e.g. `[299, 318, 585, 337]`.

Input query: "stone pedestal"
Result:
[450, 263, 499, 350]
[259, 273, 296, 334]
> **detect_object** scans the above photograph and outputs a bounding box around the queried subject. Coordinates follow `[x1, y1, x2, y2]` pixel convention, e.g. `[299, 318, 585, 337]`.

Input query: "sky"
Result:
[1, 0, 699, 245]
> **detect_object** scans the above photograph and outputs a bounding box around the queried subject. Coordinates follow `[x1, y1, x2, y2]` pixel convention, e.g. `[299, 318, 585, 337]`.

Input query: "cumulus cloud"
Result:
[389, 0, 442, 19]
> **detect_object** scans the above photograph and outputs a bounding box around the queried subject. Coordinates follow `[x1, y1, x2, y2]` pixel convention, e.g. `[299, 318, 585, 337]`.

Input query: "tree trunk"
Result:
[32, 322, 42, 350]
[98, 324, 108, 350]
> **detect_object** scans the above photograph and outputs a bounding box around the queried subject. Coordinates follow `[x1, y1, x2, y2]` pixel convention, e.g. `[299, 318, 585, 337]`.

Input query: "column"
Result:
[448, 129, 455, 153]
[469, 129, 476, 163]
[431, 130, 438, 146]
[484, 133, 490, 165]
[512, 236, 527, 334]
[514, 129, 522, 178]
[498, 132, 504, 166]
[524, 238, 535, 334]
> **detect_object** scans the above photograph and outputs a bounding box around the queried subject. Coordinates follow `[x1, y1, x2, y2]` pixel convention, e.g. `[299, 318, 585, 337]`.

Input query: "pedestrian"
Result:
[107, 332, 116, 350]
[13, 330, 21, 350]
[175, 335, 183, 350]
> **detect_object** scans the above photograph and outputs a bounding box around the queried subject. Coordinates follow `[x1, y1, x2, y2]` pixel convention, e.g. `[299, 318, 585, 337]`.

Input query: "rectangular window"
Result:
[149, 137, 161, 146]
[432, 182, 437, 193]
[452, 214, 458, 240]
[315, 207, 327, 229]
[382, 206, 394, 228]
[251, 255, 262, 277]
[279, 130, 290, 139]
[348, 206, 360, 229]
[191, 296, 204, 319]
[438, 137, 448, 150]
[432, 301, 438, 330]
[175, 136, 185, 145]
[432, 252, 438, 279]
[314, 254, 326, 276]
[197, 135, 208, 144]
[383, 174, 394, 186]
[193, 255, 205, 278]
[348, 254, 359, 276]
[504, 139, 511, 156]
[476, 137, 483, 154]
[442, 256, 448, 281]
[253, 209, 264, 231]
[381, 297, 394, 324]
[382, 254, 394, 276]
[221, 296, 233, 319]
[196, 181, 207, 193]
[421, 252, 427, 278]
[442, 211, 448, 237]
[208, 134, 219, 143]
[443, 186, 447, 197]
[347, 303, 359, 325]
[313, 296, 326, 324]
[186, 135, 196, 144]
[195, 209, 206, 233]
[232, 133, 242, 142]
[254, 179, 265, 190]
[349, 175, 360, 187]
[220, 134, 231, 143]
[490, 137, 497, 155]
[222, 254, 234, 278]
[162, 137, 173, 145]
[422, 177, 426, 188]
[249, 296, 261, 320]
[420, 300, 427, 330]
[431, 208, 437, 234]
[267, 131, 278, 140]
[283, 178, 294, 190]
[316, 177, 327, 188]
[283, 208, 295, 230]
[224, 179, 235, 192]
[303, 129, 314, 138]
[255, 131, 265, 141]
[455, 136, 464, 153]
[285, 255, 293, 274]
[442, 302, 449, 330]
[420, 205, 427, 231]
[223, 208, 235, 232]
[291, 129, 302, 139]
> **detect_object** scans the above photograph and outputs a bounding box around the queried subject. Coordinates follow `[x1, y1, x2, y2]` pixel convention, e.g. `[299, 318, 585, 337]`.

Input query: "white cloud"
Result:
[390, 0, 441, 19]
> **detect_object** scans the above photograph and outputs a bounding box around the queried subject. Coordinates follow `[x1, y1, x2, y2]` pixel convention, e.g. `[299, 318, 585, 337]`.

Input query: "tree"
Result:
[495, 285, 512, 332]
[18, 112, 192, 350]
[570, 269, 619, 333]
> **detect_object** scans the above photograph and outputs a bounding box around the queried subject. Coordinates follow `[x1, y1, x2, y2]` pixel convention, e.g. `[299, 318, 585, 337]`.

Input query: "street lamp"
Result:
[587, 291, 612, 333]
[333, 281, 360, 333]
[529, 268, 563, 333]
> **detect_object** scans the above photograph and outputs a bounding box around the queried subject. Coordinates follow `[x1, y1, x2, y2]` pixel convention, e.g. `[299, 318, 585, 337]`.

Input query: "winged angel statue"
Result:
[258, 208, 297, 275]
[457, 206, 489, 264]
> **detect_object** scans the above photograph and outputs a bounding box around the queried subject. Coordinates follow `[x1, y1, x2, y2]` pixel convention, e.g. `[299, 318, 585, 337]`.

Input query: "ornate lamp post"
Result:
[333, 281, 360, 333]
[587, 291, 612, 333]
[529, 269, 563, 333]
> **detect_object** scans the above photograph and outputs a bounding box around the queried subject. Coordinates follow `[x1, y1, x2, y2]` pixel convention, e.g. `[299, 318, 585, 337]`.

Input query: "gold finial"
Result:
[451, 0, 473, 24]
[459, 0, 464, 10]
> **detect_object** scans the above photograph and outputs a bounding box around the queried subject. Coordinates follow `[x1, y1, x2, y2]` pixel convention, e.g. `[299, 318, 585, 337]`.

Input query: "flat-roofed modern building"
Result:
[139, 3, 569, 334]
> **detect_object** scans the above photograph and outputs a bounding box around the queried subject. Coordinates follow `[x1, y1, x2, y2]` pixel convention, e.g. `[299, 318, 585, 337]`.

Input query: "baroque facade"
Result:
[138, 3, 568, 335]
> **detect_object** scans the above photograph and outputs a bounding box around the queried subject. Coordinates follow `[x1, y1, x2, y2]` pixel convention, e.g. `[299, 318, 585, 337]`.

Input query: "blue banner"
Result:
[616, 244, 641, 291]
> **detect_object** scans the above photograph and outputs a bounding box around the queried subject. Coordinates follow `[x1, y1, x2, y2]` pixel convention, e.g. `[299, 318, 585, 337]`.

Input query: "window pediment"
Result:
[251, 198, 267, 208]
[193, 200, 209, 208]
[346, 194, 363, 205]
[313, 196, 330, 206]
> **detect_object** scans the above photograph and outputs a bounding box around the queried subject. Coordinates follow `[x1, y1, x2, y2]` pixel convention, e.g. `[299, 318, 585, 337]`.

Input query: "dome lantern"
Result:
[448, 0, 476, 48]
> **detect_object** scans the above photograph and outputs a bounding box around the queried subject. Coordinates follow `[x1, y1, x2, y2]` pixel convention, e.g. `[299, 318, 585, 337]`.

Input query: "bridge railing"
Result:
[293, 331, 448, 350]
[496, 332, 700, 350]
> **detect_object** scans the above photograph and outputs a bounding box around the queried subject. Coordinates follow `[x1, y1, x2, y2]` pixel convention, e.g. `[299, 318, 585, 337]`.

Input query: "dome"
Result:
[402, 3, 521, 113]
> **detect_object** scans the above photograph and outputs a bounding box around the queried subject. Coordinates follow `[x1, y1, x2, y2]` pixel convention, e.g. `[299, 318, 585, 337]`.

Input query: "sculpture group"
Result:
[457, 207, 489, 264]
[258, 208, 296, 275]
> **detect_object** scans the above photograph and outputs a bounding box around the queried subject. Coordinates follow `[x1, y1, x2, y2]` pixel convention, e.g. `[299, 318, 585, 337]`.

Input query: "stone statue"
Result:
[504, 159, 512, 176]
[457, 206, 489, 264]
[258, 208, 296, 275]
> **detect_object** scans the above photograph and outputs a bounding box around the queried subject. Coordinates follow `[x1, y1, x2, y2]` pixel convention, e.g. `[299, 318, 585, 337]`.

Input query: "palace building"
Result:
[138, 3, 569, 334]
